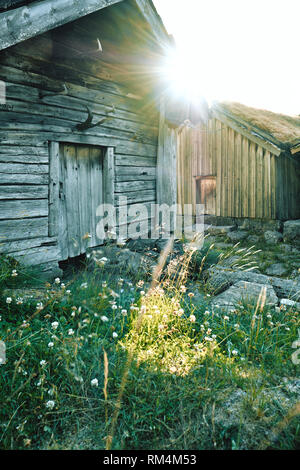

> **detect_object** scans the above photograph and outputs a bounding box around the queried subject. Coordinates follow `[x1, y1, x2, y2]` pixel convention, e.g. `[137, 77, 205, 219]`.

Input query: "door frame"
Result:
[194, 175, 217, 215]
[49, 141, 114, 251]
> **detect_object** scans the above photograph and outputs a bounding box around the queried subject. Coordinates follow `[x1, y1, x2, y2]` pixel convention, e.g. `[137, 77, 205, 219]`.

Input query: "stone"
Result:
[239, 219, 282, 233]
[264, 231, 283, 245]
[227, 230, 249, 242]
[88, 246, 155, 277]
[126, 239, 158, 253]
[206, 266, 300, 301]
[247, 235, 260, 244]
[211, 280, 278, 309]
[266, 263, 288, 277]
[206, 266, 272, 294]
[205, 225, 235, 236]
[280, 298, 300, 310]
[269, 277, 300, 302]
[36, 262, 63, 282]
[283, 220, 300, 244]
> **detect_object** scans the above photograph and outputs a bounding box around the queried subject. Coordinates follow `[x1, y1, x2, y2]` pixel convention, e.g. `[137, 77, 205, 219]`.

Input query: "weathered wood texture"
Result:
[177, 118, 300, 220]
[0, 0, 124, 50]
[0, 8, 159, 264]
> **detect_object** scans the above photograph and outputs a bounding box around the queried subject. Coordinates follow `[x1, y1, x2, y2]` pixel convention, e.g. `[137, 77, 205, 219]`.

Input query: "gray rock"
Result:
[205, 225, 235, 236]
[283, 220, 300, 244]
[239, 219, 282, 233]
[89, 246, 155, 277]
[207, 266, 272, 294]
[280, 298, 300, 310]
[247, 235, 260, 244]
[266, 263, 288, 277]
[264, 231, 283, 244]
[126, 238, 158, 253]
[211, 280, 278, 309]
[269, 277, 300, 302]
[206, 266, 300, 301]
[36, 262, 63, 282]
[227, 230, 249, 242]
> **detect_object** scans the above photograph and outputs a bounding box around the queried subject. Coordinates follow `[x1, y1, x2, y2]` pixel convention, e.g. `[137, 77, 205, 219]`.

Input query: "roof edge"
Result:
[212, 104, 283, 156]
[0, 0, 124, 52]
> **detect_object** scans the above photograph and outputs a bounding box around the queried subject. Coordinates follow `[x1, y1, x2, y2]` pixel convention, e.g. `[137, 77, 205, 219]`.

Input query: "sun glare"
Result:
[154, 0, 300, 116]
[162, 49, 205, 101]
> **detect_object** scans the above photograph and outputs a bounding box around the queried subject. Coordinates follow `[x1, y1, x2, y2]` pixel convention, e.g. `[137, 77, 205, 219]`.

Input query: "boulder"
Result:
[264, 231, 283, 245]
[206, 266, 300, 301]
[227, 231, 249, 242]
[266, 263, 288, 277]
[280, 298, 300, 310]
[205, 225, 235, 236]
[247, 235, 260, 244]
[211, 281, 278, 309]
[206, 266, 272, 294]
[283, 220, 300, 244]
[89, 246, 155, 277]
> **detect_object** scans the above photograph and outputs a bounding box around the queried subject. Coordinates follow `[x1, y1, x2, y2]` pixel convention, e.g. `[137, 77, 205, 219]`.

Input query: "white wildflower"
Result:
[6, 297, 12, 304]
[51, 321, 59, 330]
[45, 400, 55, 410]
[91, 378, 99, 387]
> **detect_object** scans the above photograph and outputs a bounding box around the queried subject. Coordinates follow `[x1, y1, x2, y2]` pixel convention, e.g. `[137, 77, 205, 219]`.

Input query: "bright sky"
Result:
[153, 0, 300, 116]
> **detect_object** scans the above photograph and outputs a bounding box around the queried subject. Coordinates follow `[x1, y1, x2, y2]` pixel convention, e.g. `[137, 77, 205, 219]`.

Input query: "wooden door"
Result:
[196, 176, 216, 215]
[59, 143, 103, 259]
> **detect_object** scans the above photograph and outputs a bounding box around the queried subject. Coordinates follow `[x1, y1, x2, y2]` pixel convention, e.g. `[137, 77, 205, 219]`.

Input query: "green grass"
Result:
[0, 246, 299, 450]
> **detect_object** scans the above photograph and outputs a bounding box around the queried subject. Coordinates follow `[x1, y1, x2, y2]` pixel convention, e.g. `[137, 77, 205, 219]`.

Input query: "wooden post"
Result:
[48, 141, 59, 237]
[156, 95, 177, 235]
[103, 147, 115, 206]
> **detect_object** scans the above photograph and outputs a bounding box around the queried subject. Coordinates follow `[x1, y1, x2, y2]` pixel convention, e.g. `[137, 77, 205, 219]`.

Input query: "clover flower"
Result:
[91, 378, 99, 387]
[45, 400, 55, 410]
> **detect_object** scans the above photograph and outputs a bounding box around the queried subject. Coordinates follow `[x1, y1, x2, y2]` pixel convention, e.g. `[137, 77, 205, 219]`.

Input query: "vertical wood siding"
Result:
[176, 117, 300, 220]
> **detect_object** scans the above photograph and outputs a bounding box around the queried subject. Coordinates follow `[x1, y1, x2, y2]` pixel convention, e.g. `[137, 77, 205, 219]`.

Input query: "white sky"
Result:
[153, 0, 300, 116]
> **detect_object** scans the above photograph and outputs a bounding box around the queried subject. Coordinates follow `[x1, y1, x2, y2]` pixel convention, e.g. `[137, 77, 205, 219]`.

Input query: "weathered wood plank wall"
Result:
[0, 17, 159, 265]
[177, 117, 300, 220]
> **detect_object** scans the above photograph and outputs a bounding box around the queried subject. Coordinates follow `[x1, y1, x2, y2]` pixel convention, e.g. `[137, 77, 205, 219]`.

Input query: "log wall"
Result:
[0, 19, 159, 266]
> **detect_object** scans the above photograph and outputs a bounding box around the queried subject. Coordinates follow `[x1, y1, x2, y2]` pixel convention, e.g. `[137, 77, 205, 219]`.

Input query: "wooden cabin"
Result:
[0, 0, 177, 276]
[177, 102, 300, 222]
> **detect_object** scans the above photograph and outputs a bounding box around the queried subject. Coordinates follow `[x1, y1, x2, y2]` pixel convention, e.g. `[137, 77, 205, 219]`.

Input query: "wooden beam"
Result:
[291, 143, 300, 155]
[0, 0, 124, 51]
